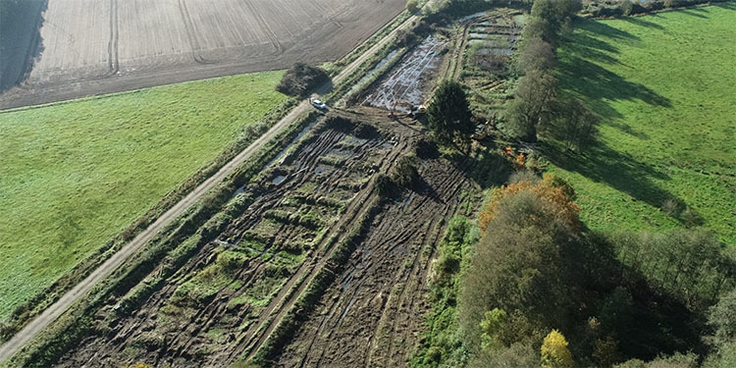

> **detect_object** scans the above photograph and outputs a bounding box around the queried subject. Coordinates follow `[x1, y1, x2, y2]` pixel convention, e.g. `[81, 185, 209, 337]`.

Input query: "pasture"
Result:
[550, 4, 735, 244]
[0, 70, 288, 320]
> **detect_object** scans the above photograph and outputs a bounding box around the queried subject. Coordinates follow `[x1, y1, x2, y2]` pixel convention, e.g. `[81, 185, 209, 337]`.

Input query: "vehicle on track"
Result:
[310, 98, 327, 110]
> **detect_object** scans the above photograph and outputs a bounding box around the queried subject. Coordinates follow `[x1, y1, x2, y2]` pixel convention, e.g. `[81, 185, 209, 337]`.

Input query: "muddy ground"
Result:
[49, 106, 474, 368]
[272, 135, 472, 368]
[0, 0, 405, 109]
[361, 36, 446, 113]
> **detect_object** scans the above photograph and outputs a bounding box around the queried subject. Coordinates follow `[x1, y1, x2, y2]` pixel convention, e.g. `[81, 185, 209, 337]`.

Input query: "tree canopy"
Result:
[427, 80, 474, 144]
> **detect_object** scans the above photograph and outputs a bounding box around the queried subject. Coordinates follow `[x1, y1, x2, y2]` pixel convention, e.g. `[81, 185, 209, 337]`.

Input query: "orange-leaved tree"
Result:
[478, 173, 580, 233]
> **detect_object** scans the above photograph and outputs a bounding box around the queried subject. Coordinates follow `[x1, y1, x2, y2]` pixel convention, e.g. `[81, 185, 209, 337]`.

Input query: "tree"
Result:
[541, 330, 574, 368]
[480, 308, 508, 350]
[428, 80, 473, 144]
[478, 173, 580, 233]
[505, 69, 558, 142]
[548, 98, 599, 153]
[520, 37, 556, 73]
[406, 0, 419, 13]
[706, 287, 736, 348]
[460, 175, 582, 349]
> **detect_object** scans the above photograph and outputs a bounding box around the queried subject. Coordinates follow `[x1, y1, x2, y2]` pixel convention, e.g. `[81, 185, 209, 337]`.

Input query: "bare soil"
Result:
[272, 135, 471, 368]
[0, 0, 405, 109]
[50, 107, 465, 368]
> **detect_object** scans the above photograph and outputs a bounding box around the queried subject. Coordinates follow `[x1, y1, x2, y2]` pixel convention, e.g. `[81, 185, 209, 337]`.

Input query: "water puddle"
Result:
[402, 192, 415, 210]
[271, 175, 286, 185]
[265, 116, 324, 169]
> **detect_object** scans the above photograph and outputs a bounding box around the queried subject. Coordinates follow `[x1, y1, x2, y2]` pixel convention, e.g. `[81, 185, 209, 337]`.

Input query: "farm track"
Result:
[0, 0, 442, 360]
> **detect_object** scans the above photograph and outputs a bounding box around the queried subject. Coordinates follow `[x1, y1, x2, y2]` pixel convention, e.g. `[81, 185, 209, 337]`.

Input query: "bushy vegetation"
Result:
[0, 71, 288, 322]
[276, 63, 330, 97]
[418, 173, 734, 368]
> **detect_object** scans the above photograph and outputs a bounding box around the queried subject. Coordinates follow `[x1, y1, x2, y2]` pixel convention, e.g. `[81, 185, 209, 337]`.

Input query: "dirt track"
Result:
[0, 5, 431, 363]
[0, 0, 405, 110]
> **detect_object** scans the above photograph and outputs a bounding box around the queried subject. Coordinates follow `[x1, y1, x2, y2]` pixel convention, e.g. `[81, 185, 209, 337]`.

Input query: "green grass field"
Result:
[549, 3, 735, 244]
[0, 71, 288, 320]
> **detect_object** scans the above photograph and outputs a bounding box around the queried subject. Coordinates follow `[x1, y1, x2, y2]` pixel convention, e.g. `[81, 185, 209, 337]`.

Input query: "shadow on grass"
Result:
[559, 18, 671, 138]
[621, 16, 666, 30]
[540, 141, 676, 213]
[679, 8, 709, 18]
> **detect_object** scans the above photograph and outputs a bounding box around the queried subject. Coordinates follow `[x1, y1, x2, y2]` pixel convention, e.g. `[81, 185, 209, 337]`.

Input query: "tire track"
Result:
[178, 0, 212, 65]
[107, 0, 119, 75]
[242, 0, 284, 57]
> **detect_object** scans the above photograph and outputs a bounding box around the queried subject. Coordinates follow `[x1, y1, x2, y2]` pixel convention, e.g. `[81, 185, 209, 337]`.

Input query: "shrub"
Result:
[276, 63, 330, 97]
[406, 0, 419, 14]
[392, 156, 420, 189]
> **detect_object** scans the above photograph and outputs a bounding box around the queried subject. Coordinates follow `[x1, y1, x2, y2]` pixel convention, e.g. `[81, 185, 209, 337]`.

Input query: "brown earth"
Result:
[272, 133, 471, 368]
[49, 107, 471, 368]
[0, 0, 405, 110]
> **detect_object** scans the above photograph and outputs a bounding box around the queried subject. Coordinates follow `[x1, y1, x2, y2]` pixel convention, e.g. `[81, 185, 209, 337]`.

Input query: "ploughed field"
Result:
[0, 0, 405, 109]
[49, 108, 472, 367]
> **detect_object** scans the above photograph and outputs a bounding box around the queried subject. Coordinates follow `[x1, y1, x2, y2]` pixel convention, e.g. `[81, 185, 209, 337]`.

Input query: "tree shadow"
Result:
[0, 0, 48, 94]
[716, 1, 736, 11]
[679, 9, 709, 18]
[621, 16, 666, 31]
[559, 18, 671, 139]
[540, 141, 682, 216]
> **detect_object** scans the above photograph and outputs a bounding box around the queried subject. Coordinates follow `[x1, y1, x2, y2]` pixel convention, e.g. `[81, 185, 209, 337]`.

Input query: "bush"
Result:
[276, 63, 330, 97]
[392, 156, 420, 189]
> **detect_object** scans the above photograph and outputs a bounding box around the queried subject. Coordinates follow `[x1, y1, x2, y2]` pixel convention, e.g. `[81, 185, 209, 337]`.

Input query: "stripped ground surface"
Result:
[0, 0, 405, 109]
[273, 140, 472, 368]
[361, 36, 446, 112]
[51, 108, 436, 367]
[440, 8, 523, 117]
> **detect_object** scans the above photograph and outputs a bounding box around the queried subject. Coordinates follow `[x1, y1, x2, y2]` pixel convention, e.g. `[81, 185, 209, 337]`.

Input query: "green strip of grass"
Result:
[0, 71, 288, 320]
[551, 3, 736, 244]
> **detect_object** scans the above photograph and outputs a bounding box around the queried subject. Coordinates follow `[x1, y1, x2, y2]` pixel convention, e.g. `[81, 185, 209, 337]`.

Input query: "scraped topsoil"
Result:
[361, 36, 447, 112]
[50, 106, 474, 368]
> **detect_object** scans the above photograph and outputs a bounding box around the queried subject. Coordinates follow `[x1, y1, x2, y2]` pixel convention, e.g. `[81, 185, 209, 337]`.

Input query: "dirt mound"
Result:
[276, 63, 330, 97]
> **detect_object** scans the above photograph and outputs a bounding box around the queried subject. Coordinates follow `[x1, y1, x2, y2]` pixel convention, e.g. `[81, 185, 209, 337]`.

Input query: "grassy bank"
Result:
[0, 71, 289, 320]
[550, 3, 735, 244]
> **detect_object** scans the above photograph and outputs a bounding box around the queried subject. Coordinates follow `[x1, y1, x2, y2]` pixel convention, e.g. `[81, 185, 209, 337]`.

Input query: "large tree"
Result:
[428, 80, 474, 144]
[505, 69, 559, 142]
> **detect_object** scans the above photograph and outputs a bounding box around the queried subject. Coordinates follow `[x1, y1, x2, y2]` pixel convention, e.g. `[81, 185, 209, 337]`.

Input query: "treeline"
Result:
[504, 0, 599, 152]
[584, 0, 732, 18]
[458, 174, 735, 368]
